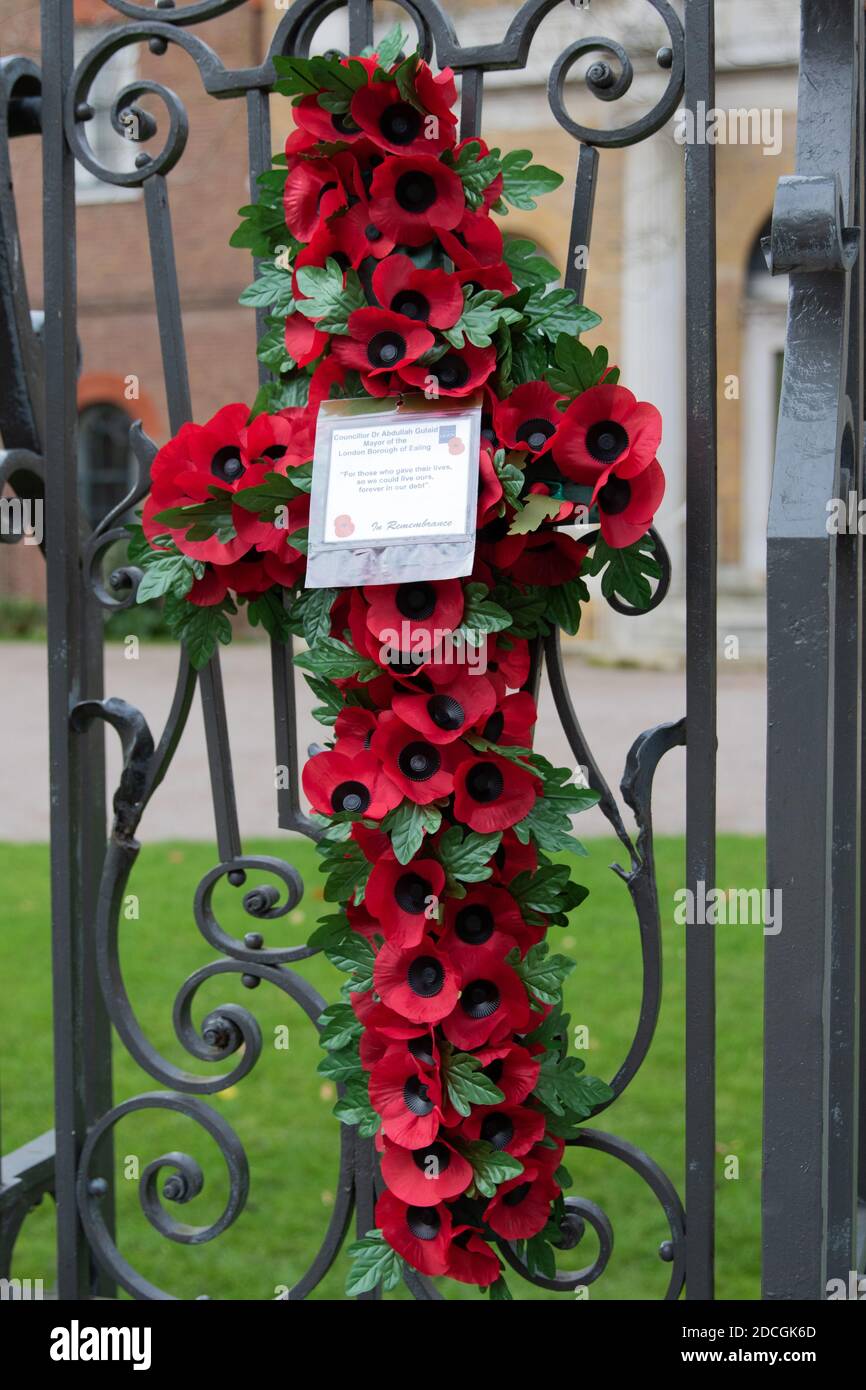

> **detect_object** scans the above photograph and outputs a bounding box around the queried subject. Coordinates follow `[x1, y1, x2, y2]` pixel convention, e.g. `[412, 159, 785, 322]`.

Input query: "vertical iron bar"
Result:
[42, 0, 114, 1300]
[247, 87, 273, 389]
[348, 0, 374, 58]
[563, 144, 598, 303]
[459, 69, 483, 139]
[683, 0, 717, 1301]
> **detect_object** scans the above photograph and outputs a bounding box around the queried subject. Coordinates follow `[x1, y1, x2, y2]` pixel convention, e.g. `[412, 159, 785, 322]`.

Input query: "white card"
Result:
[305, 394, 481, 589]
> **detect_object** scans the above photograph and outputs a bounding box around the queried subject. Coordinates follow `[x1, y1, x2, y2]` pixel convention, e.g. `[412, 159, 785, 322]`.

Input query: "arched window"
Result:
[77, 401, 134, 527]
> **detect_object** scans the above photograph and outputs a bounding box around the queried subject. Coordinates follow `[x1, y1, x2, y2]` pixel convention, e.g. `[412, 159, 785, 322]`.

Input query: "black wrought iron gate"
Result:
[0, 0, 862, 1302]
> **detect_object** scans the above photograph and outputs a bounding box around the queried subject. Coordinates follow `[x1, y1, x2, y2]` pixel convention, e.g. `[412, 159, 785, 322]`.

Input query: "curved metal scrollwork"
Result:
[0, 0, 695, 1299]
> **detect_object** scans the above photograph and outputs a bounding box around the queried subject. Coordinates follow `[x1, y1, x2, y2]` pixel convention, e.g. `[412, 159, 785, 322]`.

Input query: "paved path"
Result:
[0, 641, 764, 842]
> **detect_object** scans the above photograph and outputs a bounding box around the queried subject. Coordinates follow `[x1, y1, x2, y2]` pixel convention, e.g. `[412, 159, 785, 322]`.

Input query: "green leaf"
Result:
[584, 533, 661, 611]
[458, 1139, 524, 1199]
[492, 449, 525, 510]
[457, 582, 512, 645]
[232, 469, 310, 526]
[382, 800, 442, 865]
[509, 332, 550, 386]
[525, 1231, 557, 1279]
[295, 636, 378, 682]
[345, 1230, 405, 1297]
[373, 23, 409, 70]
[504, 239, 561, 291]
[442, 1051, 505, 1118]
[442, 286, 522, 350]
[295, 259, 366, 334]
[499, 149, 562, 210]
[509, 864, 572, 916]
[256, 320, 295, 376]
[239, 262, 297, 314]
[514, 795, 590, 856]
[317, 1002, 363, 1052]
[321, 838, 373, 904]
[163, 594, 235, 670]
[446, 140, 503, 211]
[546, 334, 611, 399]
[325, 932, 375, 993]
[333, 1073, 379, 1130]
[135, 551, 204, 604]
[512, 941, 575, 1006]
[437, 826, 501, 884]
[293, 586, 337, 646]
[523, 286, 601, 342]
[153, 489, 236, 546]
[245, 588, 291, 644]
[317, 1045, 363, 1083]
[545, 576, 588, 635]
[488, 1275, 513, 1300]
[532, 1052, 612, 1120]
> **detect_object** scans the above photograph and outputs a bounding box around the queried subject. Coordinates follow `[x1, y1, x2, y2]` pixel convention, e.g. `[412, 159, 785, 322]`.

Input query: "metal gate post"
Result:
[763, 0, 864, 1300]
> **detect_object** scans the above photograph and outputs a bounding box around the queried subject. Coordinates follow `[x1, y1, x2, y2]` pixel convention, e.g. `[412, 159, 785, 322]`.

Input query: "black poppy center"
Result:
[365, 223, 383, 243]
[316, 179, 339, 210]
[466, 761, 504, 803]
[211, 446, 245, 483]
[408, 955, 445, 998]
[461, 979, 500, 1019]
[435, 355, 470, 391]
[480, 1112, 515, 1151]
[483, 1058, 504, 1085]
[387, 651, 426, 677]
[367, 330, 406, 368]
[479, 515, 510, 544]
[517, 417, 555, 452]
[503, 1181, 532, 1207]
[412, 1141, 452, 1174]
[261, 444, 287, 461]
[408, 1034, 435, 1066]
[332, 111, 360, 136]
[482, 711, 504, 743]
[391, 289, 431, 322]
[395, 170, 437, 214]
[394, 872, 432, 915]
[398, 741, 441, 782]
[585, 419, 629, 463]
[597, 474, 632, 515]
[455, 904, 494, 946]
[403, 1075, 434, 1116]
[407, 1205, 441, 1240]
[396, 582, 436, 620]
[330, 780, 371, 815]
[381, 102, 423, 146]
[427, 694, 465, 731]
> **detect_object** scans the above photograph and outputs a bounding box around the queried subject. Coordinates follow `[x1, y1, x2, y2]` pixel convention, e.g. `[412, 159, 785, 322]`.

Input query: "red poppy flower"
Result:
[376, 1189, 453, 1277]
[594, 456, 665, 549]
[274, 403, 317, 461]
[485, 633, 531, 692]
[372, 254, 463, 329]
[414, 61, 458, 120]
[371, 712, 458, 805]
[511, 531, 589, 588]
[494, 380, 565, 457]
[452, 752, 539, 833]
[479, 691, 537, 749]
[187, 565, 229, 607]
[472, 1041, 541, 1105]
[438, 209, 504, 268]
[475, 513, 527, 573]
[399, 342, 496, 397]
[351, 81, 456, 156]
[242, 411, 309, 470]
[284, 311, 328, 368]
[490, 829, 538, 884]
[350, 821, 390, 865]
[442, 947, 532, 1049]
[369, 1046, 444, 1147]
[555, 383, 662, 484]
[292, 93, 365, 144]
[302, 749, 401, 820]
[445, 1226, 502, 1287]
[309, 357, 349, 413]
[283, 156, 348, 242]
[439, 882, 527, 964]
[460, 1103, 546, 1158]
[145, 403, 253, 565]
[366, 852, 446, 948]
[374, 936, 459, 1024]
[352, 989, 429, 1043]
[476, 444, 503, 526]
[333, 197, 397, 264]
[391, 673, 497, 745]
[331, 306, 433, 375]
[364, 579, 464, 654]
[484, 1159, 560, 1240]
[369, 153, 464, 246]
[456, 261, 515, 296]
[380, 1135, 472, 1205]
[333, 706, 378, 757]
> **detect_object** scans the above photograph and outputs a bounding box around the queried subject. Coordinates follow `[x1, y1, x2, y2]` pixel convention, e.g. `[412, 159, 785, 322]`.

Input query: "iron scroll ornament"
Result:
[32, 0, 689, 1299]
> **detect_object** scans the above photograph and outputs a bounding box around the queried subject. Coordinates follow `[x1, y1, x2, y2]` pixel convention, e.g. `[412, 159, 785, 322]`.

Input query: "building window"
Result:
[78, 402, 135, 527]
[74, 27, 140, 204]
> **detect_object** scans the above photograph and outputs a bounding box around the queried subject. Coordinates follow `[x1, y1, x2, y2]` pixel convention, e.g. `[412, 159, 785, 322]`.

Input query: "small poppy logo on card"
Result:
[447, 437, 464, 455]
[333, 514, 355, 537]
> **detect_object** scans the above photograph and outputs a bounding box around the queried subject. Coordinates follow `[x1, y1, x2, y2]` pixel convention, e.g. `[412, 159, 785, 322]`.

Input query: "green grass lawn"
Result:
[1, 834, 764, 1301]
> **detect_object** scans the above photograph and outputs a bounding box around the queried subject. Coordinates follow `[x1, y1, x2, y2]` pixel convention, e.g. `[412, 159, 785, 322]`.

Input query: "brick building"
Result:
[0, 0, 801, 658]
